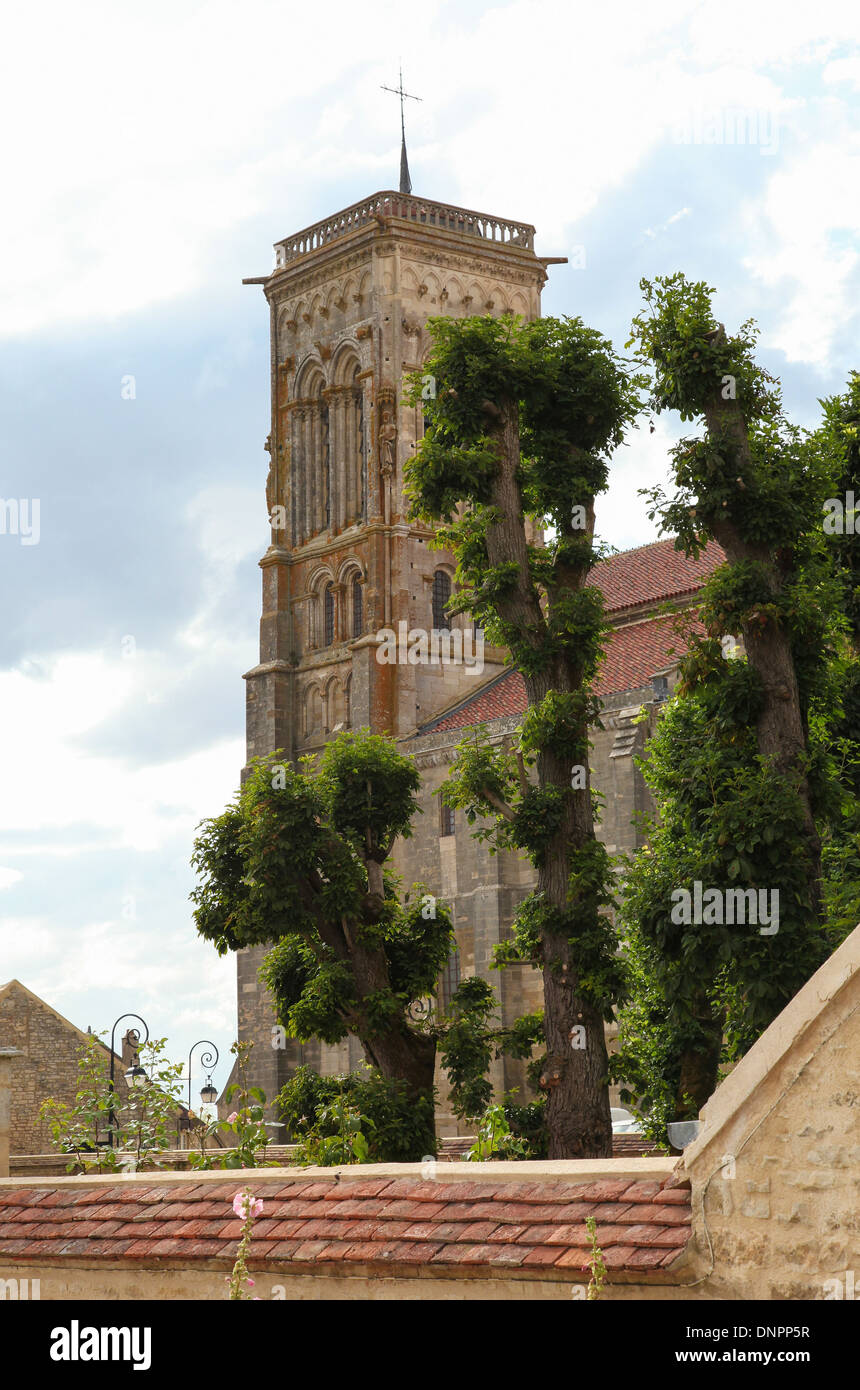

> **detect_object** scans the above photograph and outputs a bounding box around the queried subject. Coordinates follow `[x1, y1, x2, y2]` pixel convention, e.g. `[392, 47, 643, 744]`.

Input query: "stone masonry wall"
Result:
[0, 982, 129, 1156]
[681, 924, 860, 1299]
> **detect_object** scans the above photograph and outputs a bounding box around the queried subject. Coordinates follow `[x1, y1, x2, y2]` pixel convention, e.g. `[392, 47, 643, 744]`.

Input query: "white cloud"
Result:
[3, 2, 857, 334]
[644, 207, 693, 239]
[598, 416, 681, 552]
[0, 867, 23, 891]
[0, 479, 262, 854]
[0, 647, 243, 852]
[823, 57, 860, 90]
[742, 133, 860, 367]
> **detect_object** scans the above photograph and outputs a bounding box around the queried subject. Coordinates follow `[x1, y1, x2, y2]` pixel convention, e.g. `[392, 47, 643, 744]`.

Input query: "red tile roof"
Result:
[592, 538, 725, 614]
[423, 612, 703, 734]
[0, 1172, 691, 1279]
[419, 538, 723, 736]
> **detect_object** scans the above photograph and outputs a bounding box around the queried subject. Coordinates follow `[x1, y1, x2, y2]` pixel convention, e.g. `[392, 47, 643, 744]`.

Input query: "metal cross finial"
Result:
[380, 64, 421, 194]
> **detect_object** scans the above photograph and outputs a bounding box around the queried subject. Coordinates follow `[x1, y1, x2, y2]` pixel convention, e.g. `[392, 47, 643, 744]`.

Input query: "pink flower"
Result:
[246, 1278, 255, 1287]
[227, 1111, 239, 1124]
[233, 1189, 264, 1220]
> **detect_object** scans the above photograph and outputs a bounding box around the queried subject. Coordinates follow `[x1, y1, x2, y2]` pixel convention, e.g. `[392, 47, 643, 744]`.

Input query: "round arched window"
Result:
[323, 583, 335, 646]
[432, 570, 451, 631]
[352, 575, 363, 638]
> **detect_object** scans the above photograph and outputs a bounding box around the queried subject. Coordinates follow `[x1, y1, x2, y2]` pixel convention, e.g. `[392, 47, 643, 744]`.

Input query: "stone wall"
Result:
[680, 922, 860, 1299]
[0, 981, 131, 1157]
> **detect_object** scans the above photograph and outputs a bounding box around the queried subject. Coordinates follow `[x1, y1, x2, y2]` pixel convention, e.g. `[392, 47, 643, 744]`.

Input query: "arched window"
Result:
[304, 686, 322, 737]
[432, 570, 451, 631]
[440, 802, 455, 837]
[438, 948, 460, 1016]
[326, 679, 343, 732]
[324, 583, 335, 646]
[352, 575, 363, 638]
[344, 675, 352, 728]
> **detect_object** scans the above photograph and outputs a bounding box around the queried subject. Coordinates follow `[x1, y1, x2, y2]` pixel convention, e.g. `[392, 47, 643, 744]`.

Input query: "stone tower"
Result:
[237, 189, 553, 1109]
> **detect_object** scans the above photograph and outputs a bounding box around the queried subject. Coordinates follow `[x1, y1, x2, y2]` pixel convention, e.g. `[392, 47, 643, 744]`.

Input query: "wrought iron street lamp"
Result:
[107, 1013, 150, 1148]
[186, 1040, 220, 1112]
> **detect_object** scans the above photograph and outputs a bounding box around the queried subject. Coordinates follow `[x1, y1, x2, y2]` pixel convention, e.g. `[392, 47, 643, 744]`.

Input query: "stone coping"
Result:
[684, 922, 859, 1172]
[0, 1157, 679, 1190]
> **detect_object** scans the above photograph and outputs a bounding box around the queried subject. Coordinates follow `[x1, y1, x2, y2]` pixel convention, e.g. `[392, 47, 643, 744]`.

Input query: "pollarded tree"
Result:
[628, 274, 835, 910]
[610, 293, 860, 1128]
[190, 731, 455, 1158]
[820, 369, 860, 651]
[405, 314, 641, 1158]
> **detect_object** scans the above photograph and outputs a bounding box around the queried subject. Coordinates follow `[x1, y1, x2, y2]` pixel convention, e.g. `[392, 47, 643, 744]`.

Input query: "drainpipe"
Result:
[0, 1048, 22, 1178]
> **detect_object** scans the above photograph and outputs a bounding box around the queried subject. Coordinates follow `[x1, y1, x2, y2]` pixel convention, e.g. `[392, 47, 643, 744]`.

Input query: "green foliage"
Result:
[502, 1096, 549, 1158]
[584, 1215, 608, 1301]
[628, 272, 779, 426]
[406, 314, 641, 522]
[320, 731, 422, 860]
[117, 1039, 185, 1172]
[278, 1064, 437, 1163]
[436, 978, 497, 1120]
[813, 369, 860, 645]
[191, 730, 455, 1124]
[612, 646, 857, 1134]
[612, 277, 859, 1132]
[40, 1032, 119, 1173]
[292, 1095, 375, 1167]
[213, 1041, 271, 1170]
[520, 689, 599, 764]
[466, 1102, 533, 1161]
[405, 314, 638, 683]
[492, 869, 625, 1021]
[40, 1033, 184, 1174]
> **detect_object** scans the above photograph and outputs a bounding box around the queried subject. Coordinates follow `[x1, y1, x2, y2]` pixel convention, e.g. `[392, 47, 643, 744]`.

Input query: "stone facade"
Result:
[232, 188, 723, 1126]
[0, 980, 133, 1158]
[234, 191, 550, 1108]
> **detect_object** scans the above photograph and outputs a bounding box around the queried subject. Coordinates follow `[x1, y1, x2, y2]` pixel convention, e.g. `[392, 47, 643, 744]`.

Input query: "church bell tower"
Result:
[237, 186, 552, 1106]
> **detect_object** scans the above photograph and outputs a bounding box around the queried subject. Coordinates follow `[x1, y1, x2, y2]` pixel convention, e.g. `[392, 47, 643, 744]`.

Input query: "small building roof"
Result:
[417, 538, 723, 736]
[0, 1165, 691, 1280]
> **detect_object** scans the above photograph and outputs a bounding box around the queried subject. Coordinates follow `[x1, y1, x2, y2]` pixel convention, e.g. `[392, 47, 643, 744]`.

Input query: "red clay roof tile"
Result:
[0, 1172, 691, 1280]
[419, 537, 724, 735]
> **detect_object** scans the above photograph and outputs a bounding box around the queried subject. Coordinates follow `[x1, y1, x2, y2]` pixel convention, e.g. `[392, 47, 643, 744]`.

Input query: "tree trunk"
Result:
[702, 354, 822, 912]
[673, 999, 724, 1119]
[347, 890, 438, 1133]
[363, 1027, 437, 1102]
[535, 737, 613, 1159]
[483, 401, 613, 1158]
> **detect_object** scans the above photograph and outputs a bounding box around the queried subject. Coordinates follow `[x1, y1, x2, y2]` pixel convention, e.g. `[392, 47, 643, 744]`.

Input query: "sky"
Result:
[1, 0, 858, 1099]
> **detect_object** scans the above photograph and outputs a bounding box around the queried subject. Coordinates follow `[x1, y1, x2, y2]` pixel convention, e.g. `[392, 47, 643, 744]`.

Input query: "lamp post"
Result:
[107, 1013, 150, 1148]
[186, 1040, 220, 1113]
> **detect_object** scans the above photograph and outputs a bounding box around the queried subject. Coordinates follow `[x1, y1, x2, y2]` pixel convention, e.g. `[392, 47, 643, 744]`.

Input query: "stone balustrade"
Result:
[274, 191, 535, 267]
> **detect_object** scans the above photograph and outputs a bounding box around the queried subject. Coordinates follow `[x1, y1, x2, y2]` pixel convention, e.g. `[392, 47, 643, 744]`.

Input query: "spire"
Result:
[381, 65, 421, 196]
[399, 133, 412, 196]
